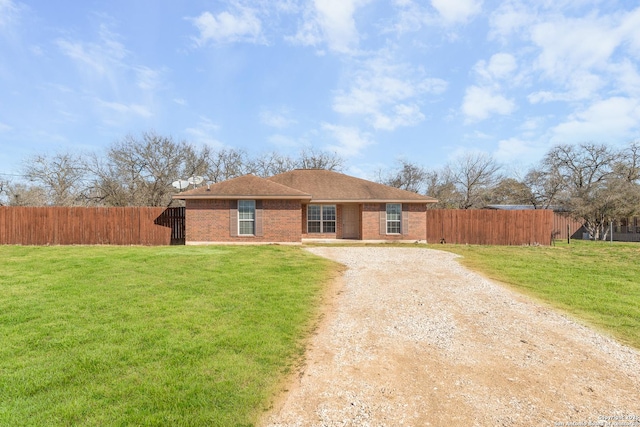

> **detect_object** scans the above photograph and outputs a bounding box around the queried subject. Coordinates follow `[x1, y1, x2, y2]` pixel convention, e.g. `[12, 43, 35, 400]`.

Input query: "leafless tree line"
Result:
[1, 133, 638, 240]
[0, 132, 344, 208]
[378, 142, 640, 239]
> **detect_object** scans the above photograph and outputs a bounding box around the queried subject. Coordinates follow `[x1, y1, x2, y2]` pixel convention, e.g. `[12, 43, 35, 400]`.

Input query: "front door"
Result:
[342, 204, 360, 239]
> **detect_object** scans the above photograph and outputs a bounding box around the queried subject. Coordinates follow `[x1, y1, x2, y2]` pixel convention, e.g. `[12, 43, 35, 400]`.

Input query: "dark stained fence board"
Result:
[553, 213, 584, 240]
[3, 206, 554, 246]
[0, 207, 184, 246]
[426, 209, 554, 246]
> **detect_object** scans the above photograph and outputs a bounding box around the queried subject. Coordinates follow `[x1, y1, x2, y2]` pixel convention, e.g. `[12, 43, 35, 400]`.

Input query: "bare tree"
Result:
[487, 177, 532, 205]
[544, 143, 616, 192]
[613, 141, 640, 184]
[608, 141, 640, 220]
[204, 148, 248, 183]
[0, 180, 6, 205]
[297, 147, 344, 171]
[424, 170, 459, 208]
[520, 167, 565, 209]
[22, 151, 88, 205]
[377, 160, 428, 194]
[247, 151, 297, 177]
[90, 132, 209, 206]
[4, 182, 49, 206]
[542, 143, 620, 239]
[247, 147, 345, 177]
[444, 152, 502, 209]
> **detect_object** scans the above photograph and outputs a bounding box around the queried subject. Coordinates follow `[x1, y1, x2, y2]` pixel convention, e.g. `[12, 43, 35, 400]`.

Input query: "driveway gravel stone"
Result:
[261, 247, 640, 427]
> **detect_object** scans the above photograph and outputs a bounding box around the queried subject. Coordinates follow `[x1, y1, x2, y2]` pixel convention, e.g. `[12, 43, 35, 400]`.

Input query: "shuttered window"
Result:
[230, 200, 262, 237]
[238, 200, 255, 235]
[386, 203, 402, 234]
[380, 203, 409, 235]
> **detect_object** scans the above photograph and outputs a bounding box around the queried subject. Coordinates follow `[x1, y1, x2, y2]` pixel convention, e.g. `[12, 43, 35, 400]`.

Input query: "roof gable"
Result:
[173, 174, 312, 200]
[268, 169, 437, 203]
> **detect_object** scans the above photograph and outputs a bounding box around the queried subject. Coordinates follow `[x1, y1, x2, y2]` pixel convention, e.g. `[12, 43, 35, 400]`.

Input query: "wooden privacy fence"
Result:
[426, 209, 555, 246]
[0, 206, 185, 246]
[552, 213, 585, 240]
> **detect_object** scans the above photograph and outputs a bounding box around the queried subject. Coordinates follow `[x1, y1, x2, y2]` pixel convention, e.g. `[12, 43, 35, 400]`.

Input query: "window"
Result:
[238, 200, 255, 235]
[386, 203, 401, 234]
[307, 205, 336, 233]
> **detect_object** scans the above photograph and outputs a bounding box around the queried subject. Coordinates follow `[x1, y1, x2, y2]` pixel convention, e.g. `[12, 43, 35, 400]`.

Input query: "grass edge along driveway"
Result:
[0, 245, 339, 426]
[438, 240, 640, 350]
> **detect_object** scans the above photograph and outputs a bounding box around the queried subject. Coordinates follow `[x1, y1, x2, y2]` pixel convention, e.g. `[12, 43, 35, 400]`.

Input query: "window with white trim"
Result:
[238, 200, 255, 235]
[386, 203, 401, 234]
[307, 205, 336, 233]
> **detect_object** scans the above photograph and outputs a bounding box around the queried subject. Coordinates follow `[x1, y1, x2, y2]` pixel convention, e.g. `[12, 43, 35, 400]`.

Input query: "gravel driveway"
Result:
[261, 247, 640, 427]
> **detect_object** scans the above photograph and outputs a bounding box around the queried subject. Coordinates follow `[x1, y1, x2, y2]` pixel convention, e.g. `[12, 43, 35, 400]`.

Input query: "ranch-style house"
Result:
[173, 169, 437, 244]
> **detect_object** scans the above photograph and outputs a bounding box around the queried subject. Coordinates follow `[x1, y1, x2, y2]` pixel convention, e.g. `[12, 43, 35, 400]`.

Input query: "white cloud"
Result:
[388, 0, 431, 34]
[185, 117, 224, 148]
[528, 71, 603, 103]
[465, 53, 519, 123]
[259, 109, 297, 128]
[190, 7, 262, 46]
[0, 0, 20, 31]
[620, 7, 640, 54]
[518, 117, 547, 138]
[333, 55, 447, 130]
[530, 16, 620, 82]
[267, 134, 298, 147]
[135, 66, 163, 91]
[373, 104, 425, 130]
[96, 99, 152, 118]
[611, 60, 640, 96]
[315, 0, 367, 53]
[474, 53, 517, 81]
[272, 0, 302, 14]
[430, 0, 482, 24]
[488, 53, 517, 78]
[288, 0, 370, 54]
[322, 123, 373, 156]
[487, 3, 640, 105]
[519, 117, 540, 131]
[54, 22, 167, 129]
[493, 137, 536, 163]
[462, 85, 515, 122]
[56, 24, 128, 77]
[551, 97, 640, 143]
[0, 121, 12, 132]
[489, 1, 534, 41]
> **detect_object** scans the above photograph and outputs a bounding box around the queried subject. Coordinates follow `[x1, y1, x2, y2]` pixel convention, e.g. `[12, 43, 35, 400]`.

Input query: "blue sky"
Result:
[1, 0, 640, 180]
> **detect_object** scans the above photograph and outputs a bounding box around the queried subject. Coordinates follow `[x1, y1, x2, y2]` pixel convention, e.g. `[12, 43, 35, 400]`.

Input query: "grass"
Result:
[436, 240, 640, 349]
[3, 241, 639, 424]
[0, 245, 338, 426]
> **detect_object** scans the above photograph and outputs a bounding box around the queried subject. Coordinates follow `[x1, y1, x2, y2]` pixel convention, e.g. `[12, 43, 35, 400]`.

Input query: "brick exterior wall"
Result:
[362, 203, 380, 240]
[361, 203, 427, 241]
[407, 203, 428, 241]
[186, 200, 427, 243]
[185, 199, 302, 243]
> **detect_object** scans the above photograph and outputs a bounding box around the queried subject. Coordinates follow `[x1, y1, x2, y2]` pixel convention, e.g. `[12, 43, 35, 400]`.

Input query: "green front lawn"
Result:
[0, 245, 337, 426]
[3, 240, 639, 425]
[438, 240, 640, 349]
